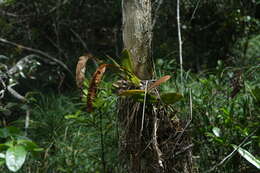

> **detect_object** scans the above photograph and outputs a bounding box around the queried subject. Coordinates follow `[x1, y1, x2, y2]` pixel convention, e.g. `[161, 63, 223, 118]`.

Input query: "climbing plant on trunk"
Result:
[119, 0, 194, 172]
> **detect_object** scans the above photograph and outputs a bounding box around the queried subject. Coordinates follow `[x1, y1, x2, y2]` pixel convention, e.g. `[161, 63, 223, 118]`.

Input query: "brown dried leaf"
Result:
[87, 64, 109, 112]
[148, 75, 171, 91]
[75, 53, 93, 89]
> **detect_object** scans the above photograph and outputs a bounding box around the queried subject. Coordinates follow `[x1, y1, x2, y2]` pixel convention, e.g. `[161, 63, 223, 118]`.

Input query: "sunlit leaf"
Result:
[0, 153, 5, 159]
[65, 115, 79, 119]
[6, 145, 27, 172]
[212, 127, 221, 137]
[232, 145, 260, 169]
[160, 92, 183, 104]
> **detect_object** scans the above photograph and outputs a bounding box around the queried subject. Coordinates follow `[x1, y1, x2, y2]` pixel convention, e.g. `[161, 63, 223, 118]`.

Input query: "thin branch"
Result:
[189, 0, 201, 22]
[7, 84, 26, 102]
[70, 29, 89, 51]
[0, 37, 72, 74]
[152, 0, 164, 29]
[174, 144, 194, 156]
[172, 88, 193, 158]
[99, 111, 106, 173]
[152, 112, 164, 169]
[140, 80, 148, 137]
[25, 109, 30, 135]
[0, 10, 19, 17]
[185, 88, 193, 129]
[176, 0, 183, 93]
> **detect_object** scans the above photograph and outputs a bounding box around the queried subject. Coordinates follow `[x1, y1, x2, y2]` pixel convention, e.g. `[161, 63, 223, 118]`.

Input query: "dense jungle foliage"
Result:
[0, 0, 260, 172]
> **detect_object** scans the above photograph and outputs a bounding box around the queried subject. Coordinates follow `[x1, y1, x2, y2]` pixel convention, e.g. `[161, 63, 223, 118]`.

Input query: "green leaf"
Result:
[0, 159, 5, 166]
[0, 127, 21, 138]
[160, 92, 183, 104]
[32, 148, 44, 152]
[16, 139, 38, 151]
[252, 86, 260, 103]
[119, 90, 145, 96]
[232, 145, 260, 169]
[0, 144, 9, 152]
[121, 49, 134, 73]
[212, 127, 221, 137]
[6, 145, 27, 172]
[119, 49, 141, 85]
[119, 90, 158, 103]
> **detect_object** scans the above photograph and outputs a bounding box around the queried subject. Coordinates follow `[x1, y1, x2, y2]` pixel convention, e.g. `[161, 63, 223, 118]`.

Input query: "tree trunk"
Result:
[122, 0, 153, 79]
[119, 0, 194, 173]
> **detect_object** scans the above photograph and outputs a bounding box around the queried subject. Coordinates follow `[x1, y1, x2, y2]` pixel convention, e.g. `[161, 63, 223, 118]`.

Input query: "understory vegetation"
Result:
[1, 63, 259, 172]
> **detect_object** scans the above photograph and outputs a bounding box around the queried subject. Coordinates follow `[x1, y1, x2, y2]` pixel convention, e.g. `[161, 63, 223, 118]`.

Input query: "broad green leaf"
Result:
[0, 127, 21, 138]
[119, 90, 158, 103]
[0, 127, 14, 138]
[17, 139, 38, 151]
[160, 92, 183, 104]
[121, 49, 134, 73]
[232, 145, 260, 169]
[119, 90, 145, 96]
[6, 145, 27, 172]
[212, 127, 221, 137]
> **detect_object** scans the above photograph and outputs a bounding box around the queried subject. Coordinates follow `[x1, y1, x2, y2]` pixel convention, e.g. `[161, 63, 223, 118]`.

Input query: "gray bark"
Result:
[122, 0, 153, 79]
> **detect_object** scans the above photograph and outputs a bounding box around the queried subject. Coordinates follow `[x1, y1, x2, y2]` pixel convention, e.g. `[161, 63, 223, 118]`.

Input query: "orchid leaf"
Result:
[121, 49, 134, 73]
[160, 92, 183, 104]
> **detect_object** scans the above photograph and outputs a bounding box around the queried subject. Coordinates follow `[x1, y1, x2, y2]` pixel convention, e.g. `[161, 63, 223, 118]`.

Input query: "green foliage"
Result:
[6, 89, 119, 173]
[0, 127, 42, 172]
[160, 92, 183, 104]
[182, 65, 259, 172]
[232, 34, 260, 66]
[121, 49, 134, 73]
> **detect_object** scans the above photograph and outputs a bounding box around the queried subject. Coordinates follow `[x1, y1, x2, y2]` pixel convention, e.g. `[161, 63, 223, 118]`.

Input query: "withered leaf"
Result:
[87, 64, 109, 112]
[148, 75, 171, 91]
[75, 53, 93, 89]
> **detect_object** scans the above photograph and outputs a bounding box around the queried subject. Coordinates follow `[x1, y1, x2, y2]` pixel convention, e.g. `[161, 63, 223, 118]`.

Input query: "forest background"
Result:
[0, 0, 259, 172]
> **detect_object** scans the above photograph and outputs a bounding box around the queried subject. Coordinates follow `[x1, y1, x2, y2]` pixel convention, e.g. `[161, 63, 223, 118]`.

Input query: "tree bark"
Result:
[122, 0, 153, 80]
